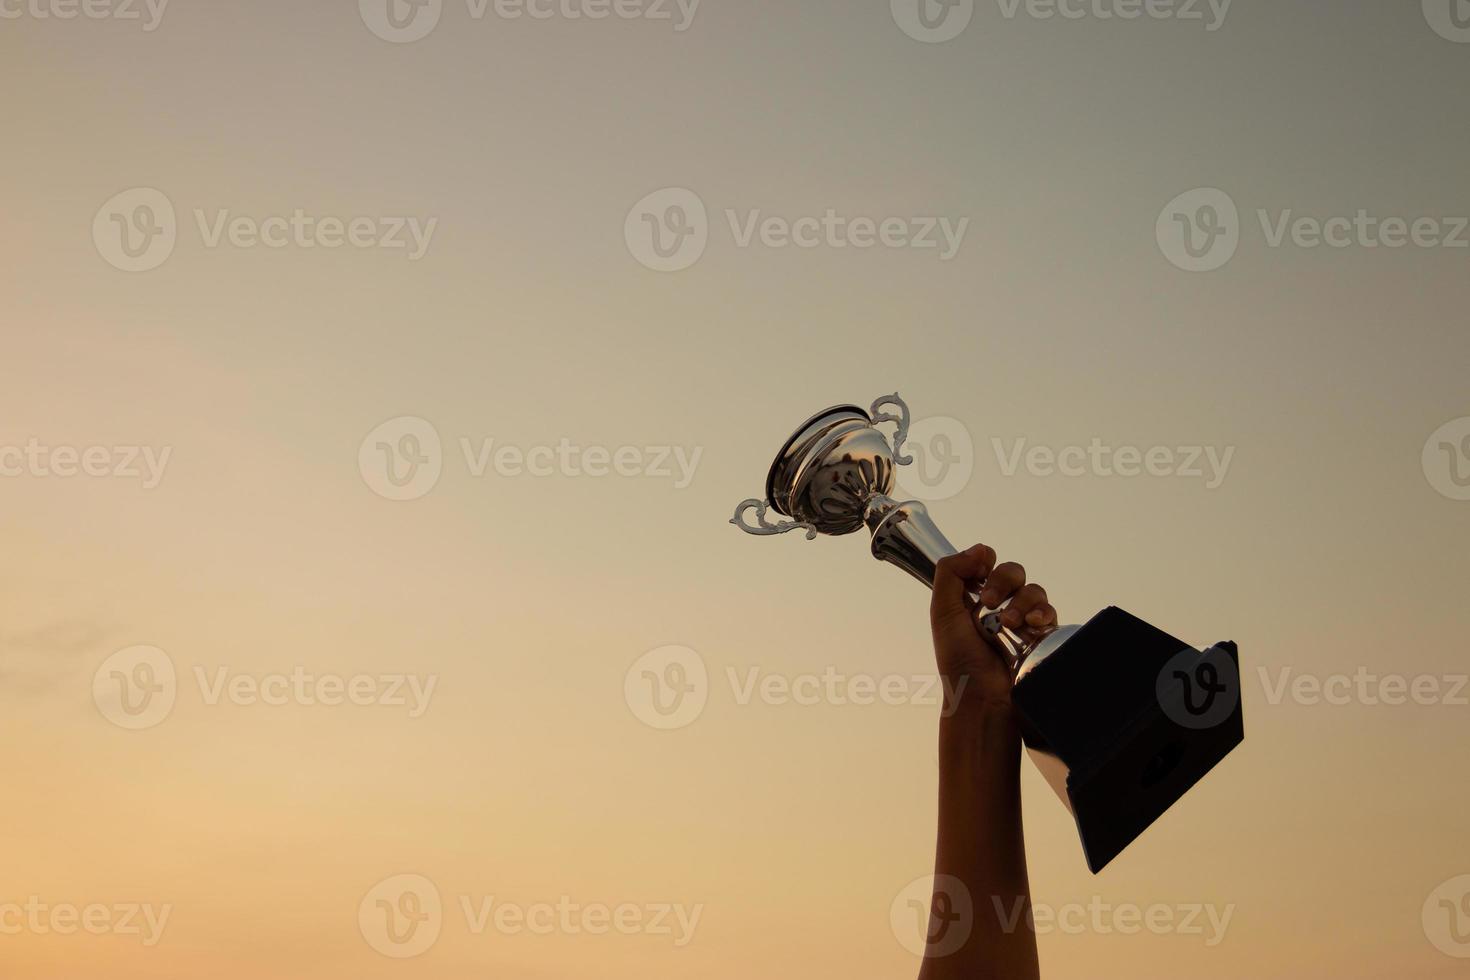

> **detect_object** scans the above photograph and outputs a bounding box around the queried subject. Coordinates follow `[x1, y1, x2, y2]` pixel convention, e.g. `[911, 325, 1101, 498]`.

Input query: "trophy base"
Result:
[1010, 607, 1243, 874]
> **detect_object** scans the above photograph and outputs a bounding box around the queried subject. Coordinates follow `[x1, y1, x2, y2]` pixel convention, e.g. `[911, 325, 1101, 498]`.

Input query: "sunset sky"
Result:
[2, 2, 1469, 978]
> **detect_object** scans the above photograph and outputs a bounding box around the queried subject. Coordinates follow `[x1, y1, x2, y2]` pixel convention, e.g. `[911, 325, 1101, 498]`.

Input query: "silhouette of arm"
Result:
[918, 544, 1051, 980]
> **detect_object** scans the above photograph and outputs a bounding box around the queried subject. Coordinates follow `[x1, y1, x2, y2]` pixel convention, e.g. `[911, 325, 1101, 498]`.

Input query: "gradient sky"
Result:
[2, 2, 1469, 978]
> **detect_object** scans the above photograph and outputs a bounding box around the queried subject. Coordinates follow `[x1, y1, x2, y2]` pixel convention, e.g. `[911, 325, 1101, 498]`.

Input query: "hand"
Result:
[930, 543, 1059, 709]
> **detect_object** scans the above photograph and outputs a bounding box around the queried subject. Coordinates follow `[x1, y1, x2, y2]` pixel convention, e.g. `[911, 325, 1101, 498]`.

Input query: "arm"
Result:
[918, 543, 1055, 980]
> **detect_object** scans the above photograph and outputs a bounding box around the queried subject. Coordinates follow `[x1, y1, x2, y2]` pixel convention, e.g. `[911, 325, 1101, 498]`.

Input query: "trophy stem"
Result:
[862, 493, 1054, 673]
[862, 493, 956, 587]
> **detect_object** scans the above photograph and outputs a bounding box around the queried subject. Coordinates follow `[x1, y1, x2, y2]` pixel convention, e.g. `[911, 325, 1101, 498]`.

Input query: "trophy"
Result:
[731, 393, 1243, 873]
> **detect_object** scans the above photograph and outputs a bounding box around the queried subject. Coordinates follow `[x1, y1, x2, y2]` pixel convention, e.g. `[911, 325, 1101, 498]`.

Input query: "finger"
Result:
[979, 561, 1026, 608]
[930, 544, 996, 622]
[1025, 602, 1058, 630]
[1000, 583, 1048, 629]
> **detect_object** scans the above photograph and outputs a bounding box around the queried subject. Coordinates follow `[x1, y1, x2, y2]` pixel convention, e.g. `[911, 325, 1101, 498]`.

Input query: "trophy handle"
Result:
[869, 393, 913, 466]
[730, 499, 819, 540]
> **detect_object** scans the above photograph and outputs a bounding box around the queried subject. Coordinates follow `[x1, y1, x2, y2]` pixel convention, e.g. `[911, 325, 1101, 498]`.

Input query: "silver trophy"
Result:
[732, 393, 1242, 872]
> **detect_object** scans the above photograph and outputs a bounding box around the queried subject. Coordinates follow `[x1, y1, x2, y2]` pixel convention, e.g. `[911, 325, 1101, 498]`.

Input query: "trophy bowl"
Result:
[733, 392, 1244, 873]
[764, 404, 895, 536]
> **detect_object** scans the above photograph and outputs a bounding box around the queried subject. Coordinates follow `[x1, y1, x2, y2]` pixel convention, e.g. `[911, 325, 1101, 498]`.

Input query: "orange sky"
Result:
[2, 3, 1469, 978]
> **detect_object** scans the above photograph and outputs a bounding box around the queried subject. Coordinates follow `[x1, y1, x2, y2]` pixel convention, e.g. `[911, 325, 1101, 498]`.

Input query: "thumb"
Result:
[930, 544, 995, 626]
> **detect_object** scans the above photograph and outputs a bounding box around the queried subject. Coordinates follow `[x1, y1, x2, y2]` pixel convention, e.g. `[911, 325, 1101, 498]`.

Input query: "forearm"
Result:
[918, 700, 1040, 980]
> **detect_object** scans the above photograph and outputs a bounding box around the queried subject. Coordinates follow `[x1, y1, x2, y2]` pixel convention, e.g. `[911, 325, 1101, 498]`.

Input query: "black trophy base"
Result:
[1010, 607, 1244, 874]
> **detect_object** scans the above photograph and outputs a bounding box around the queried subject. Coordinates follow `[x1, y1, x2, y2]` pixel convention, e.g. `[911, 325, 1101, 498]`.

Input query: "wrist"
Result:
[940, 692, 1022, 751]
[938, 669, 1015, 721]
